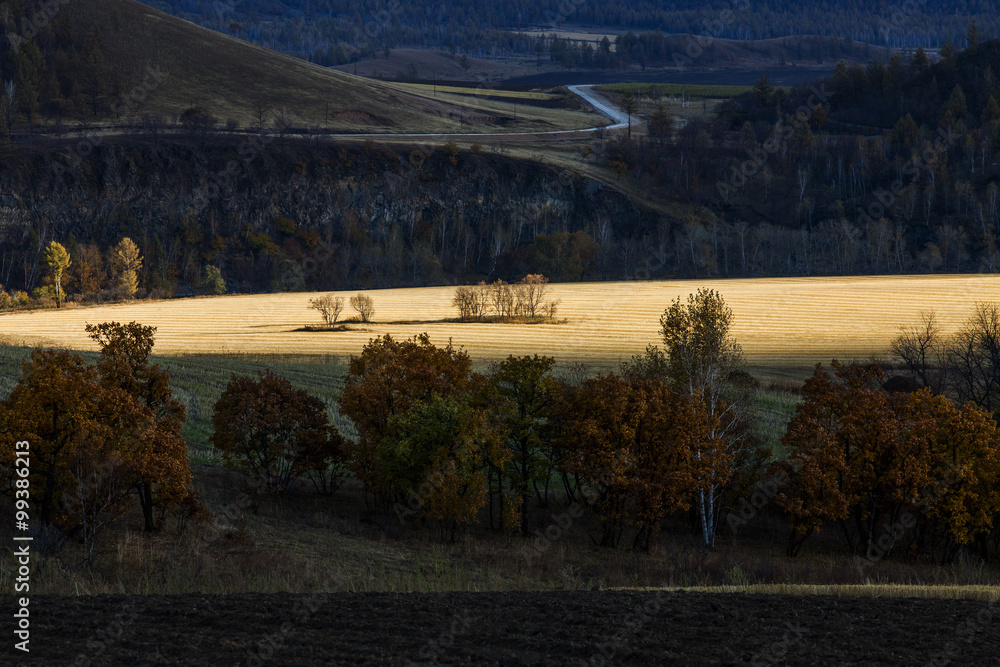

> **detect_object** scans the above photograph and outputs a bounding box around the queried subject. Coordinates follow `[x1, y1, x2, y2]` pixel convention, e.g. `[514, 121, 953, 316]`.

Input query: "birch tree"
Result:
[659, 288, 755, 547]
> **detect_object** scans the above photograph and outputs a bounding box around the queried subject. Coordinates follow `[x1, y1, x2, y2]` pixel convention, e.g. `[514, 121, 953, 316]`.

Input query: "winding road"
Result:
[30, 85, 634, 151]
[297, 84, 635, 142]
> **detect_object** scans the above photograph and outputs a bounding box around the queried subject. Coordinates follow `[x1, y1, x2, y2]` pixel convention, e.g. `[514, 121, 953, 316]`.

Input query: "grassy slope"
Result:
[71, 0, 597, 132]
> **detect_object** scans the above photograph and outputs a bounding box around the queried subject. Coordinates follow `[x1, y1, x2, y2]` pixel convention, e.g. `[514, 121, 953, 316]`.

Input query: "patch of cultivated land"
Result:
[2, 275, 998, 379]
[4, 591, 997, 666]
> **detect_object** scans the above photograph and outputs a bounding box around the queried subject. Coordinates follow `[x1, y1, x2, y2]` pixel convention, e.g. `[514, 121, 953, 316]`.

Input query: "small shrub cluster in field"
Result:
[452, 274, 560, 322]
[308, 293, 375, 328]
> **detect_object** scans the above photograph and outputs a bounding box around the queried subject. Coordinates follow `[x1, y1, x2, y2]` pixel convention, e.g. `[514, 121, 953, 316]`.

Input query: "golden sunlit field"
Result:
[2, 274, 998, 379]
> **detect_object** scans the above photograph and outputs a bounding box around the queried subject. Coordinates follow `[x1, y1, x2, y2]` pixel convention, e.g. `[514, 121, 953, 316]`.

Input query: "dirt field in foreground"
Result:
[3, 591, 997, 665]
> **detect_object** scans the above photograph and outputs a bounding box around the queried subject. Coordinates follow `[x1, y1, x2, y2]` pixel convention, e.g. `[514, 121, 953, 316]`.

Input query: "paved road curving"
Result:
[322, 84, 638, 141]
[35, 85, 634, 148]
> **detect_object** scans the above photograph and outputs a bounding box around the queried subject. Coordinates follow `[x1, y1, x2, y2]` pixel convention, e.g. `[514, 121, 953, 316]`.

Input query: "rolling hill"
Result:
[12, 0, 589, 132]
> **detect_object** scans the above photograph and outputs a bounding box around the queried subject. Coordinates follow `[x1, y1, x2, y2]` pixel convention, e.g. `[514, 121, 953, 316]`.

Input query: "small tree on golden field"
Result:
[489, 280, 514, 318]
[310, 294, 345, 327]
[514, 274, 549, 317]
[350, 293, 375, 322]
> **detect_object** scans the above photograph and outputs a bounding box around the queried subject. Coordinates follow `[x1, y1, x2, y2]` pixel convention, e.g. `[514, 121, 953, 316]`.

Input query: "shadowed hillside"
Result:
[1, 0, 541, 132]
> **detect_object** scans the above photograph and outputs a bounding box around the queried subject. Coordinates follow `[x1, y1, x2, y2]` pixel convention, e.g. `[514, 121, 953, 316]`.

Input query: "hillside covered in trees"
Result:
[0, 140, 652, 300]
[603, 37, 1000, 277]
[144, 0, 1000, 66]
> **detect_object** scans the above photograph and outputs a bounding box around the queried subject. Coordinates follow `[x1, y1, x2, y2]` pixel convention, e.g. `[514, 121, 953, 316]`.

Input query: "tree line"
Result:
[155, 0, 999, 67]
[0, 138, 655, 297]
[606, 38, 1000, 277]
[1, 237, 226, 311]
[204, 290, 1000, 562]
[8, 42, 1000, 301]
[217, 288, 763, 549]
[6, 294, 1000, 564]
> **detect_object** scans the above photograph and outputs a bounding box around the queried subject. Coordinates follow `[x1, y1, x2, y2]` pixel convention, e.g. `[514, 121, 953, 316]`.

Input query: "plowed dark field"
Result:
[3, 591, 998, 666]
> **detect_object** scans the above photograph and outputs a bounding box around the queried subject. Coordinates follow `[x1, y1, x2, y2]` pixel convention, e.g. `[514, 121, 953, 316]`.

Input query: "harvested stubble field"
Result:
[1, 274, 998, 380]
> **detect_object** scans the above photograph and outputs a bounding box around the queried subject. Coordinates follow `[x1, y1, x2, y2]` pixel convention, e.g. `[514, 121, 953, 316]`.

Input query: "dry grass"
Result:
[63, 0, 591, 134]
[3, 275, 1000, 380]
[391, 83, 558, 100]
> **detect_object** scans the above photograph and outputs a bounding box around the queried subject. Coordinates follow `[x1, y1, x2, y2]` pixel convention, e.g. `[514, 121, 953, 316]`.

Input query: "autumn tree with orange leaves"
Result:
[212, 371, 344, 498]
[775, 361, 1000, 561]
[561, 373, 724, 550]
[86, 321, 197, 531]
[338, 333, 473, 509]
[898, 389, 1000, 562]
[0, 349, 184, 561]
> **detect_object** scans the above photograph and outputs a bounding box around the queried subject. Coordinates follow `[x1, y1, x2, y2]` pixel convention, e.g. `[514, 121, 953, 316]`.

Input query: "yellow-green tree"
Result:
[42, 241, 71, 307]
[384, 393, 495, 539]
[338, 334, 472, 508]
[111, 237, 142, 298]
[659, 288, 756, 548]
